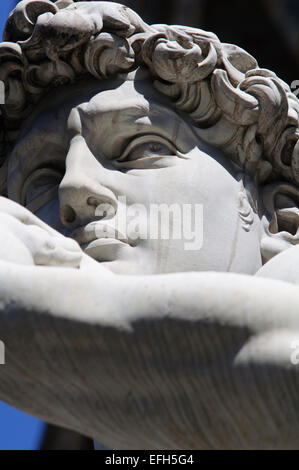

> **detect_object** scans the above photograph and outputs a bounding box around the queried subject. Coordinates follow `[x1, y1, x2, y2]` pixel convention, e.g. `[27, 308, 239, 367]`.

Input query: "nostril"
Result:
[60, 205, 76, 225]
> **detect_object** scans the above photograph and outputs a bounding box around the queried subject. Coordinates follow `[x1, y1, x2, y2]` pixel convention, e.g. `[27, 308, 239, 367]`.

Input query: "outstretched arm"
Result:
[1, 261, 299, 448]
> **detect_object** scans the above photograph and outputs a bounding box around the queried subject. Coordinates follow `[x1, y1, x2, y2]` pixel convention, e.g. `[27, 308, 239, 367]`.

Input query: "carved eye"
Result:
[124, 141, 172, 161]
[22, 168, 62, 213]
[116, 135, 179, 169]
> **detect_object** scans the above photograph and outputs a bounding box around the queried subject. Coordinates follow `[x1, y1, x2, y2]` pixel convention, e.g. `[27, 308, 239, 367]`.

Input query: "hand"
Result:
[0, 196, 84, 268]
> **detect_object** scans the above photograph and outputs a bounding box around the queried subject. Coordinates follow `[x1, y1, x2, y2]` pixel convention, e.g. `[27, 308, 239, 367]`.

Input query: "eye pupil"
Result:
[117, 136, 177, 164]
[149, 143, 162, 152]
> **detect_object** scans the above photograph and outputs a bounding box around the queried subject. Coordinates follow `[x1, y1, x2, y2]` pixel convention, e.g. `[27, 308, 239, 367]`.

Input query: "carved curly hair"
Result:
[1, 0, 299, 200]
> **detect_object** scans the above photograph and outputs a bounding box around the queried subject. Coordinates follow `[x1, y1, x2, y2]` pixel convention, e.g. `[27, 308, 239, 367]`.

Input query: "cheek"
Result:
[135, 158, 251, 272]
[138, 164, 195, 206]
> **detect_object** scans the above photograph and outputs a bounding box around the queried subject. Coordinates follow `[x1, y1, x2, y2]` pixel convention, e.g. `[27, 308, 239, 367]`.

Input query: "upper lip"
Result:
[70, 221, 129, 247]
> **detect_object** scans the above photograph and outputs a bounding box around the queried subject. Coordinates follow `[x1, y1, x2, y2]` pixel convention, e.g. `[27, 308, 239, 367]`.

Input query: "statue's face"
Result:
[7, 76, 262, 275]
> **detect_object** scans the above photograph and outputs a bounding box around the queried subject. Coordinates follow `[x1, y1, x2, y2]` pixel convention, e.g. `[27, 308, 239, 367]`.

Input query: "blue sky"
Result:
[0, 0, 46, 450]
[0, 0, 15, 40]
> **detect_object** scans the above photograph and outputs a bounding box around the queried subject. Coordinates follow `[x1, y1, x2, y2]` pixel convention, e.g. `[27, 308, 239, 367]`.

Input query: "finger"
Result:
[0, 200, 106, 270]
[0, 212, 82, 268]
[22, 225, 83, 268]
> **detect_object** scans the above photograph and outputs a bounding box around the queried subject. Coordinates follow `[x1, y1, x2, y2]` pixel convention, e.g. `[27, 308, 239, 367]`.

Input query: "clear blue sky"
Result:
[0, 0, 15, 40]
[0, 0, 46, 450]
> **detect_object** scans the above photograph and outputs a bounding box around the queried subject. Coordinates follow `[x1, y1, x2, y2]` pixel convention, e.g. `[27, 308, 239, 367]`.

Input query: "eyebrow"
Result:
[10, 100, 153, 171]
[76, 98, 190, 159]
[9, 97, 193, 179]
[78, 96, 151, 118]
[76, 99, 154, 141]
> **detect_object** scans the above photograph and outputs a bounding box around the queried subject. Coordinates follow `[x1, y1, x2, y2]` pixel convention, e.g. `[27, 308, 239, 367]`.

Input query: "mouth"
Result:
[70, 221, 131, 262]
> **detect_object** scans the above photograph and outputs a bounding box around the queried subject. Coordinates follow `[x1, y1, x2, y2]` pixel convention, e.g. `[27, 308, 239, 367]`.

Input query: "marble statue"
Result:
[1, 0, 299, 450]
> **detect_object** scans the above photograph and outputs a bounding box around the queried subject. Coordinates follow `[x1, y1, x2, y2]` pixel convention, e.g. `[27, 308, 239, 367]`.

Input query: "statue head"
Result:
[1, 0, 299, 275]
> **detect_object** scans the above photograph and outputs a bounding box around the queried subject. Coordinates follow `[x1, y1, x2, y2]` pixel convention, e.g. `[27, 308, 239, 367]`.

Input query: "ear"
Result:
[260, 183, 299, 263]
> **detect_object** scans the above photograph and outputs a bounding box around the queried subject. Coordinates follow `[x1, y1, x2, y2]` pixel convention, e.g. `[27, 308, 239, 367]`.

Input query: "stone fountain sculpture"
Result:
[1, 0, 299, 449]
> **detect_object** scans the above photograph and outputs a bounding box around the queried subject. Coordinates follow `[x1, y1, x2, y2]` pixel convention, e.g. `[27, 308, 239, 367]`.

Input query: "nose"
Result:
[59, 135, 118, 228]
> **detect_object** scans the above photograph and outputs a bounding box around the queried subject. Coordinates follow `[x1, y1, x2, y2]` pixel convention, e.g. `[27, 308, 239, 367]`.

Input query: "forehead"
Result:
[17, 77, 154, 142]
